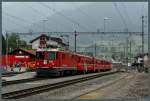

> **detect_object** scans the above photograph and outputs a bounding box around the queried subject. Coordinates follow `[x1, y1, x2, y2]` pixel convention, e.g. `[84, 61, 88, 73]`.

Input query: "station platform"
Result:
[2, 71, 36, 81]
[6, 67, 27, 72]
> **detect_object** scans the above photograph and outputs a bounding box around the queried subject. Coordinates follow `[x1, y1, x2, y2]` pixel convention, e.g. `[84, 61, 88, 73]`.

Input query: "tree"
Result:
[7, 33, 27, 52]
[2, 34, 6, 54]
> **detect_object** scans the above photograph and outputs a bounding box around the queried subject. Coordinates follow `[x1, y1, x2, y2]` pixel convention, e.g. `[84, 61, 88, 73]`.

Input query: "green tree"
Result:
[7, 33, 27, 51]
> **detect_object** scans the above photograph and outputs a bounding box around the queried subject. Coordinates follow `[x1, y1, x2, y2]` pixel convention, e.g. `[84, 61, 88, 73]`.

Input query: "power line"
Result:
[77, 7, 97, 30]
[4, 12, 32, 24]
[36, 3, 74, 31]
[3, 15, 30, 31]
[25, 4, 46, 16]
[3, 12, 43, 30]
[33, 31, 143, 35]
[39, 2, 90, 31]
[25, 4, 57, 31]
[113, 2, 128, 30]
[122, 3, 134, 30]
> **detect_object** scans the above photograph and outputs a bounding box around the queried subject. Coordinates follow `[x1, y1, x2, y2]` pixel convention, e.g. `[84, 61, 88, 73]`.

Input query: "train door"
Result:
[65, 52, 71, 67]
[61, 52, 67, 67]
[93, 58, 96, 72]
[56, 52, 61, 67]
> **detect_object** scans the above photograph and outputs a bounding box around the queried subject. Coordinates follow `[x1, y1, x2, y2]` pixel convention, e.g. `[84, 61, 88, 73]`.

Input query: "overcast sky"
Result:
[2, 2, 148, 34]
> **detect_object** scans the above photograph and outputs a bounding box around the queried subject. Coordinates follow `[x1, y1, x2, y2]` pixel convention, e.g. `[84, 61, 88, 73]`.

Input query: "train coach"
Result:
[36, 49, 112, 77]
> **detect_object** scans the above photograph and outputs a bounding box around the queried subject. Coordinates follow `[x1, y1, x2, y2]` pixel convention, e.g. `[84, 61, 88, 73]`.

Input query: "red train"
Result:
[36, 49, 112, 77]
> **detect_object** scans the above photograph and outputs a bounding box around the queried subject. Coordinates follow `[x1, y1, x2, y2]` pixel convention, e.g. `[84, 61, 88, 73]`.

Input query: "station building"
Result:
[29, 34, 68, 50]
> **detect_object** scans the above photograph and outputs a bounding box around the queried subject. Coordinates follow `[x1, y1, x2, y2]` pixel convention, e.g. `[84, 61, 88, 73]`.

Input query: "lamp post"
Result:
[6, 32, 8, 70]
[104, 17, 112, 59]
[41, 19, 48, 33]
[104, 17, 112, 33]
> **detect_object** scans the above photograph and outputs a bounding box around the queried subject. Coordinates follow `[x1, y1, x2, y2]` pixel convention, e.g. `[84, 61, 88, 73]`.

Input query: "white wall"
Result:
[32, 39, 40, 49]
[31, 39, 63, 49]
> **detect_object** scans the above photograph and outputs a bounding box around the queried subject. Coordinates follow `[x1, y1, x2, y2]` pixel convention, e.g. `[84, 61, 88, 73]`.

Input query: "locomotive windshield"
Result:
[36, 51, 56, 60]
[47, 51, 56, 60]
[36, 51, 44, 59]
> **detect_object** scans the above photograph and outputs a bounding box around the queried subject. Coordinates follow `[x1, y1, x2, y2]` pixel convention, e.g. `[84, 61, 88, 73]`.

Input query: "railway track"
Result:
[71, 73, 130, 99]
[2, 71, 118, 99]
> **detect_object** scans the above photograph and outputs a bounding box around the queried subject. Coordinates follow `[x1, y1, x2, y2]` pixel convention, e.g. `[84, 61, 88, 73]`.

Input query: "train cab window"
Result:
[36, 52, 44, 59]
[47, 51, 57, 60]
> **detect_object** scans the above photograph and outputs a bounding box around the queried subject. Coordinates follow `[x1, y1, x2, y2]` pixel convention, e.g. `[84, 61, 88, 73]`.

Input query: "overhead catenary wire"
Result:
[25, 4, 69, 31]
[3, 15, 30, 32]
[4, 12, 32, 24]
[3, 12, 43, 31]
[39, 2, 90, 31]
[77, 7, 98, 30]
[113, 2, 128, 30]
[122, 3, 134, 31]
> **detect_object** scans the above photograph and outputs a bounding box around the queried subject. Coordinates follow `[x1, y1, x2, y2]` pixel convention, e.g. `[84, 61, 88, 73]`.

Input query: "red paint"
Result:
[36, 50, 112, 72]
[2, 55, 32, 67]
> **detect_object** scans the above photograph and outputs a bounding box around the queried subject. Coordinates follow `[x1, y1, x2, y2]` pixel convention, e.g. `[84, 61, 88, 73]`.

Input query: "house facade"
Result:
[30, 34, 68, 50]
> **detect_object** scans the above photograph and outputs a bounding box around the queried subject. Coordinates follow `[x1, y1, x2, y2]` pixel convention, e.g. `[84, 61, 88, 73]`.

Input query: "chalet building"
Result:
[9, 48, 36, 58]
[30, 34, 68, 50]
[2, 48, 36, 66]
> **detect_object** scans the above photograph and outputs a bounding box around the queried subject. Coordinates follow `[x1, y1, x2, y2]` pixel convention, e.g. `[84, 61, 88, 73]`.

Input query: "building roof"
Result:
[9, 48, 36, 56]
[30, 34, 67, 46]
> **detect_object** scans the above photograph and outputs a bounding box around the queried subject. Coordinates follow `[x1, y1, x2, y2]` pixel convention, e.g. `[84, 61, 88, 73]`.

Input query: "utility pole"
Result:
[104, 17, 112, 33]
[129, 36, 132, 62]
[16, 39, 19, 48]
[142, 16, 144, 54]
[125, 28, 129, 64]
[42, 19, 48, 33]
[74, 30, 77, 53]
[94, 43, 97, 57]
[126, 37, 129, 64]
[6, 32, 8, 69]
[67, 36, 69, 50]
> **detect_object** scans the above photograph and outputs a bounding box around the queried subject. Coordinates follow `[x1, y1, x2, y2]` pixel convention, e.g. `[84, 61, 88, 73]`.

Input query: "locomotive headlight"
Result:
[44, 60, 47, 64]
[37, 63, 39, 65]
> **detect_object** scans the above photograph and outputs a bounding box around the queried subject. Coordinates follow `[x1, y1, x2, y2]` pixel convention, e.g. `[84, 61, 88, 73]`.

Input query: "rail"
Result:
[2, 71, 118, 99]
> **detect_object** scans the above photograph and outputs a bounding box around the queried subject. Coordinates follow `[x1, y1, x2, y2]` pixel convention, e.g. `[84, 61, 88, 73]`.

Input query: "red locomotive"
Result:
[36, 49, 112, 77]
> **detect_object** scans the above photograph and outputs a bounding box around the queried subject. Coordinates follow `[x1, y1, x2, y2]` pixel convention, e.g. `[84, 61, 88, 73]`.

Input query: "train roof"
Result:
[36, 48, 71, 53]
[36, 49, 110, 61]
[36, 48, 60, 52]
[74, 53, 93, 59]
